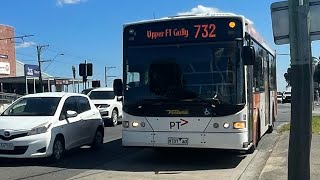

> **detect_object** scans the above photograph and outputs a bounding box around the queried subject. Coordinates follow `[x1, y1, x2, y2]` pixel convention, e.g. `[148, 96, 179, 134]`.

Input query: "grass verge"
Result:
[279, 116, 320, 134]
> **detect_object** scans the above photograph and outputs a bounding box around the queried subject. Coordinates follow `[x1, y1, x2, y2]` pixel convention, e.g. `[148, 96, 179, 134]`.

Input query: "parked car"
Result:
[0, 92, 104, 161]
[282, 91, 291, 103]
[87, 87, 123, 126]
[277, 92, 283, 103]
[81, 88, 95, 95]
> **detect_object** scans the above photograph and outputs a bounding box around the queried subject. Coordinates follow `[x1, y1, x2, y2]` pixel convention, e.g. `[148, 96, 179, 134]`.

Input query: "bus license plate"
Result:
[0, 143, 14, 150]
[168, 137, 188, 145]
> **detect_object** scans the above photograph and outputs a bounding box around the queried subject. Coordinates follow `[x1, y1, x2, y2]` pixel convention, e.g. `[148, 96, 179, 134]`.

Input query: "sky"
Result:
[0, 0, 319, 91]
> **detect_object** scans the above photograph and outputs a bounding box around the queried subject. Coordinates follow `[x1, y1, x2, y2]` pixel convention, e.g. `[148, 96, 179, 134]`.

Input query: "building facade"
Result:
[0, 24, 16, 77]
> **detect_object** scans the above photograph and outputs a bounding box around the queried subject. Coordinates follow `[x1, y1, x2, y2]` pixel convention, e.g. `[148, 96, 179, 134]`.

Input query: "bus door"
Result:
[264, 57, 270, 127]
[247, 65, 254, 144]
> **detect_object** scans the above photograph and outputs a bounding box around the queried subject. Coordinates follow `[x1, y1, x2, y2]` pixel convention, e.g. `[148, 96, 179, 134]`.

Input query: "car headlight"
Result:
[28, 123, 51, 136]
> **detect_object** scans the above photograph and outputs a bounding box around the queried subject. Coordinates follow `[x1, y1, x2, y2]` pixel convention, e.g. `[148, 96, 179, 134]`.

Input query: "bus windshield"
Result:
[124, 42, 245, 106]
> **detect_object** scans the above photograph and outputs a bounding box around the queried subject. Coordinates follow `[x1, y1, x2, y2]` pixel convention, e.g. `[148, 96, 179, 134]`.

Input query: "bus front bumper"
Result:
[122, 130, 250, 150]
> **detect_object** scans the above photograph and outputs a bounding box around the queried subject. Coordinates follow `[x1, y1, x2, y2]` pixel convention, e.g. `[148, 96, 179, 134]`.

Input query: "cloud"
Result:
[178, 5, 222, 15]
[56, 0, 86, 6]
[177, 5, 254, 25]
[15, 41, 36, 49]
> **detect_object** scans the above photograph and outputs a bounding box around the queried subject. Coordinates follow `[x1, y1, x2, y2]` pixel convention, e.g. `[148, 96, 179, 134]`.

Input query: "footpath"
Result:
[259, 106, 320, 180]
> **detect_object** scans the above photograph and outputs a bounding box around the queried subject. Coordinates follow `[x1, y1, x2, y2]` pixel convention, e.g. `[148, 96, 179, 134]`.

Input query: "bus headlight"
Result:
[132, 122, 139, 127]
[233, 122, 246, 129]
[123, 121, 129, 128]
[223, 123, 230, 129]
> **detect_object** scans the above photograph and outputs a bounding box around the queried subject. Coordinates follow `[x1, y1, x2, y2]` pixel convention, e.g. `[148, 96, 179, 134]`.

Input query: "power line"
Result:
[15, 52, 36, 58]
[0, 35, 34, 41]
[43, 53, 64, 72]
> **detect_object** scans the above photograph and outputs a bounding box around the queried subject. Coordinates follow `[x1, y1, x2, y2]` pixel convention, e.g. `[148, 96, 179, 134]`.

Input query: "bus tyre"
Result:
[246, 114, 260, 154]
[267, 123, 274, 134]
[246, 144, 256, 154]
[267, 114, 275, 134]
[111, 109, 118, 127]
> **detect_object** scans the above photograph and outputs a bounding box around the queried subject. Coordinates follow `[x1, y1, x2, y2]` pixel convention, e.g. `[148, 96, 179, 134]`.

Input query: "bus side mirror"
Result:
[113, 79, 123, 96]
[243, 46, 255, 65]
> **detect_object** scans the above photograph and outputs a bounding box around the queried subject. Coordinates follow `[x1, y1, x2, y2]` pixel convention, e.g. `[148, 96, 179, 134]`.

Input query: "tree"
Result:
[284, 67, 292, 87]
[285, 63, 320, 88]
[314, 63, 320, 84]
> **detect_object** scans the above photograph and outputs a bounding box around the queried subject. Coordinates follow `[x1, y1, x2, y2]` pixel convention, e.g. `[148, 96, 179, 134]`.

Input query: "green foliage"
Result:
[284, 67, 292, 87]
[314, 64, 320, 84]
[279, 116, 320, 134]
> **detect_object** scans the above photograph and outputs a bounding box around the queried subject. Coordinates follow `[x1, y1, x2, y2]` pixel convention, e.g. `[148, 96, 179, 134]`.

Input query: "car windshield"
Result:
[2, 97, 61, 116]
[89, 91, 115, 100]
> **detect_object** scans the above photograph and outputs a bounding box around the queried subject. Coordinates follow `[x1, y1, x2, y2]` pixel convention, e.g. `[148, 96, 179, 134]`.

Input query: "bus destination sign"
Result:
[124, 18, 243, 45]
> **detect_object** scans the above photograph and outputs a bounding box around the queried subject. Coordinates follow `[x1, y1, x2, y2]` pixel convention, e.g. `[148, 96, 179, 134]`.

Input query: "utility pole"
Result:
[105, 66, 116, 87]
[288, 0, 312, 179]
[37, 45, 49, 93]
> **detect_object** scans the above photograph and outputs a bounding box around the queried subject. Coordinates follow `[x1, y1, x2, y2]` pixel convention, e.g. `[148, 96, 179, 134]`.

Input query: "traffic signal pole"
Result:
[288, 0, 312, 179]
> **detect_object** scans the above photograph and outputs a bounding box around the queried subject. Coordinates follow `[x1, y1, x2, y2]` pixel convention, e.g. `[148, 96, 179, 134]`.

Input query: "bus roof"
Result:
[124, 13, 244, 26]
[245, 23, 276, 56]
[124, 13, 275, 56]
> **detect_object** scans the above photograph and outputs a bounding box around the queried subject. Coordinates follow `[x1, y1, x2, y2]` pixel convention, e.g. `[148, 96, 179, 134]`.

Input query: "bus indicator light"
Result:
[233, 122, 246, 129]
[229, 22, 236, 28]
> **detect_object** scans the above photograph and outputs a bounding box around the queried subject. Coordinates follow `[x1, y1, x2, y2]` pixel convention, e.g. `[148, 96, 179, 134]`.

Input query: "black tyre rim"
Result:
[53, 139, 64, 160]
[112, 110, 118, 126]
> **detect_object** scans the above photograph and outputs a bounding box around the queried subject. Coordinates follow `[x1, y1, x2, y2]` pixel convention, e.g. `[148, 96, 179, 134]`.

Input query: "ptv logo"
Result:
[169, 119, 189, 129]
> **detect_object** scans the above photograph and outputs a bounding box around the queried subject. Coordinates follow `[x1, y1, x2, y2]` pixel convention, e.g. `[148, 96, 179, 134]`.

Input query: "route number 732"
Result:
[194, 24, 216, 38]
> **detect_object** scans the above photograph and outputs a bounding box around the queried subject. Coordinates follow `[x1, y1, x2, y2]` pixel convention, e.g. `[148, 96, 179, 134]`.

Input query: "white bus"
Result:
[113, 13, 277, 153]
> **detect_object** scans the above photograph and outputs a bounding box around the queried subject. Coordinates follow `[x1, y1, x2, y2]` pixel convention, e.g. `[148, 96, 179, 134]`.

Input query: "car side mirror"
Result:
[117, 96, 123, 102]
[243, 46, 255, 65]
[113, 79, 123, 96]
[66, 110, 78, 118]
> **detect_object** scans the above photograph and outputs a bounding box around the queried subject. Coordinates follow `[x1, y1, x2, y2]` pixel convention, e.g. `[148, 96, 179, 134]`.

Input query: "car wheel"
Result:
[51, 137, 65, 161]
[91, 129, 104, 149]
[111, 109, 118, 127]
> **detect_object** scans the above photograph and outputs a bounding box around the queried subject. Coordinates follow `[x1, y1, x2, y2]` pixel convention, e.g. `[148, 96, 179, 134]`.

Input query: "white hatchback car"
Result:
[88, 87, 123, 126]
[0, 92, 104, 161]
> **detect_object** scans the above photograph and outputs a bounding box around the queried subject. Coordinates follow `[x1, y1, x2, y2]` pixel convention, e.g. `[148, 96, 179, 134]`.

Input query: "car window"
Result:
[76, 96, 91, 113]
[88, 91, 115, 100]
[2, 97, 61, 116]
[60, 97, 79, 119]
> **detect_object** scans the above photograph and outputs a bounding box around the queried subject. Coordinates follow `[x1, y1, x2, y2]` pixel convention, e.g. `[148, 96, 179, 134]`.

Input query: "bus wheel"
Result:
[267, 107, 275, 134]
[246, 144, 256, 154]
[247, 115, 260, 154]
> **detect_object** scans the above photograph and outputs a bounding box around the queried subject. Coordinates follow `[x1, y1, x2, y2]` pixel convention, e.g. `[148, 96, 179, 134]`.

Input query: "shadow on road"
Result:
[0, 138, 245, 172]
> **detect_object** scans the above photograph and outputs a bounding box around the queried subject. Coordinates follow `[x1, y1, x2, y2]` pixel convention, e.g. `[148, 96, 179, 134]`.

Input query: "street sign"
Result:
[54, 79, 69, 85]
[92, 80, 101, 87]
[79, 63, 93, 76]
[0, 62, 10, 75]
[0, 54, 8, 59]
[271, 0, 320, 45]
[24, 64, 40, 77]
